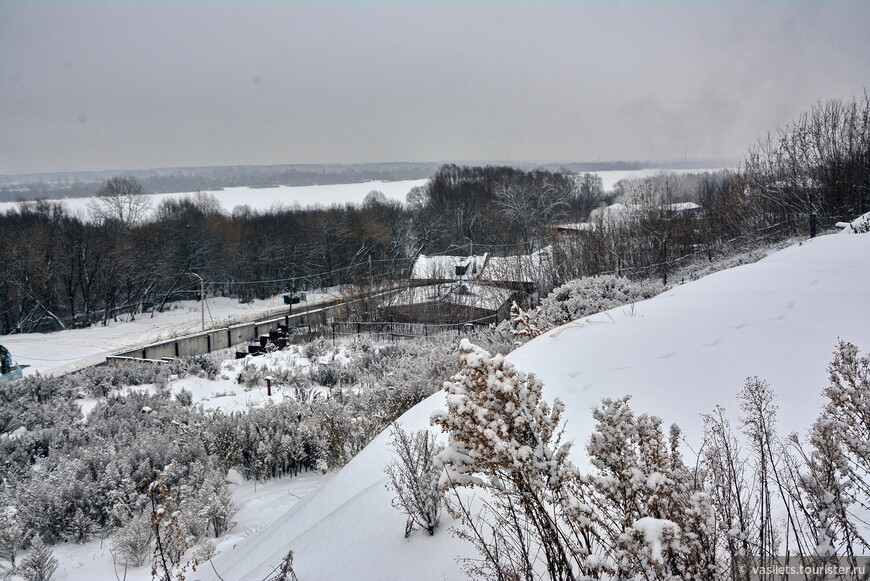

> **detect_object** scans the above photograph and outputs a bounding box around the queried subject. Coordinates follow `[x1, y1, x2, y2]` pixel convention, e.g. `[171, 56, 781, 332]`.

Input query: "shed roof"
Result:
[410, 254, 487, 280]
[382, 282, 513, 313]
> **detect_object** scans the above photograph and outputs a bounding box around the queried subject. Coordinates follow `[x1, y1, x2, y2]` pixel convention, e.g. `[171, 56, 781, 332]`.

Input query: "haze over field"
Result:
[2, 1, 868, 174]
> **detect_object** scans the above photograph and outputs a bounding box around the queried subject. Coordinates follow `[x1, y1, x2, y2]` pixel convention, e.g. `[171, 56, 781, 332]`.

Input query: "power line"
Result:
[196, 258, 413, 287]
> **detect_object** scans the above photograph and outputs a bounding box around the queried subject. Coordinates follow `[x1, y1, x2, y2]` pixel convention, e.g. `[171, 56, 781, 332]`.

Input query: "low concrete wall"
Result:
[177, 334, 210, 358]
[141, 341, 177, 361]
[108, 298, 351, 363]
[209, 329, 231, 351]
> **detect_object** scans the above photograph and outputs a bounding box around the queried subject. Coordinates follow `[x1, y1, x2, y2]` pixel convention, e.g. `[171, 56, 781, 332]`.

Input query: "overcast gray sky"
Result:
[1, 0, 867, 175]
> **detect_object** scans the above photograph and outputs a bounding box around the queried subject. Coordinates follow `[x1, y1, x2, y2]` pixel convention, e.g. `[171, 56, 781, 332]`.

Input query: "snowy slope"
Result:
[203, 232, 870, 581]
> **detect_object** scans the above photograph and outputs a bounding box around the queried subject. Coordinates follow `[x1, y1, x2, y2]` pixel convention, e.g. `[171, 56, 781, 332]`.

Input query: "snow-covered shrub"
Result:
[175, 387, 194, 407]
[176, 353, 222, 380]
[142, 463, 194, 581]
[580, 396, 718, 579]
[112, 511, 153, 567]
[303, 336, 328, 360]
[286, 375, 322, 405]
[0, 505, 25, 570]
[180, 465, 237, 538]
[788, 341, 870, 556]
[432, 341, 719, 580]
[384, 424, 444, 537]
[19, 535, 57, 581]
[508, 301, 548, 341]
[309, 361, 341, 387]
[841, 211, 870, 234]
[73, 362, 172, 397]
[540, 273, 662, 327]
[237, 360, 266, 389]
[432, 339, 568, 490]
[61, 506, 99, 544]
[822, 341, 870, 502]
[432, 339, 580, 580]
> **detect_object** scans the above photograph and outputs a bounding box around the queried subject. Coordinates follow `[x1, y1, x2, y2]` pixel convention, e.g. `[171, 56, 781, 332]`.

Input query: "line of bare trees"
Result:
[744, 93, 870, 225]
[0, 189, 416, 333]
[0, 166, 578, 334]
[552, 94, 869, 285]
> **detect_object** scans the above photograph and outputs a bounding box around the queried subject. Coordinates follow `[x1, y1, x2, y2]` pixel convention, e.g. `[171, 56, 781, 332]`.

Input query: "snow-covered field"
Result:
[0, 179, 429, 218]
[0, 291, 339, 377]
[0, 169, 723, 219]
[197, 230, 869, 581]
[591, 167, 723, 191]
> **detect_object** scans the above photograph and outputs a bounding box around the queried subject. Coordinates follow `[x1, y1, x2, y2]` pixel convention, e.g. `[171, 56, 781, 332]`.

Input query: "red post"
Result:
[265, 376, 272, 396]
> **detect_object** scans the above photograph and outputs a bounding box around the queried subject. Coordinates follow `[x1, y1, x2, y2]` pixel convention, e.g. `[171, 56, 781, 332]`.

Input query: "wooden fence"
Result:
[330, 317, 496, 342]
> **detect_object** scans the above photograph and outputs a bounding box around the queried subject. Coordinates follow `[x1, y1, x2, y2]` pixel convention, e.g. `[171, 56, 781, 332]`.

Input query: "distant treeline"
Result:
[1, 95, 866, 334]
[0, 159, 724, 203]
[0, 162, 444, 202]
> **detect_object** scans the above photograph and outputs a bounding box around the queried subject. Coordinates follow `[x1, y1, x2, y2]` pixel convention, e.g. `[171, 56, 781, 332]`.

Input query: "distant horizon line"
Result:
[0, 157, 739, 181]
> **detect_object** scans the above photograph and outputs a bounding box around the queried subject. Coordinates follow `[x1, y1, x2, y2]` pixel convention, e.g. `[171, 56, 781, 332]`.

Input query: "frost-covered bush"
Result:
[432, 339, 580, 579]
[73, 362, 172, 397]
[384, 424, 443, 537]
[540, 273, 662, 327]
[432, 340, 720, 580]
[303, 336, 328, 360]
[19, 535, 57, 581]
[174, 353, 222, 380]
[236, 360, 266, 389]
[141, 464, 194, 580]
[175, 387, 194, 407]
[179, 464, 237, 537]
[841, 211, 870, 234]
[308, 361, 342, 387]
[580, 396, 718, 579]
[791, 341, 870, 555]
[0, 505, 25, 570]
[508, 301, 548, 341]
[112, 511, 153, 567]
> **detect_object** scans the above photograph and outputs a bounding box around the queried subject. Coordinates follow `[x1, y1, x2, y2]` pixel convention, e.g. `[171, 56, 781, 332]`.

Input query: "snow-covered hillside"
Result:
[204, 231, 870, 580]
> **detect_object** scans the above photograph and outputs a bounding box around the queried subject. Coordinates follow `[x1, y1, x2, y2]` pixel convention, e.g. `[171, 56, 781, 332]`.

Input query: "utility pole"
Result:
[189, 272, 205, 331]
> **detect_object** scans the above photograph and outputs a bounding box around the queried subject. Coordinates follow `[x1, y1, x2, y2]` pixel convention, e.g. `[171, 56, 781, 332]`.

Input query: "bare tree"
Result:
[573, 172, 604, 218]
[494, 175, 568, 253]
[89, 175, 151, 228]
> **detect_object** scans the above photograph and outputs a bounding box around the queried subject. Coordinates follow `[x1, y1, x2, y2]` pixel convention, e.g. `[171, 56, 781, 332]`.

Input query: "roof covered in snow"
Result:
[381, 282, 513, 312]
[411, 248, 550, 284]
[410, 254, 487, 280]
[482, 248, 550, 284]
